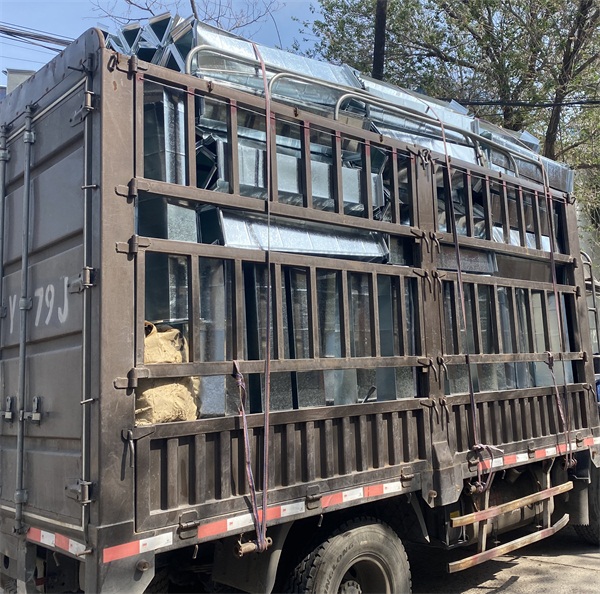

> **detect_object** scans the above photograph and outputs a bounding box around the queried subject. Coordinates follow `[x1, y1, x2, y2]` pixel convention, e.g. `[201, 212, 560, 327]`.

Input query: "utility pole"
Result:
[372, 0, 388, 80]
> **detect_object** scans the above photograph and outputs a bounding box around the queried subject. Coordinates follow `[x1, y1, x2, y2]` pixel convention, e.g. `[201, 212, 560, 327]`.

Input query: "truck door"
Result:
[0, 79, 91, 532]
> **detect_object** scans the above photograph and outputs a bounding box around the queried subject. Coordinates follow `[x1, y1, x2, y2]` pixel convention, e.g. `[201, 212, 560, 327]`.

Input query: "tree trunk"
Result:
[544, 94, 564, 160]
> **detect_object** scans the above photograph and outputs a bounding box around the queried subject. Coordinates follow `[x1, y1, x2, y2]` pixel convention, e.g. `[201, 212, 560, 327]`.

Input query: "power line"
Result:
[0, 56, 48, 66]
[446, 98, 600, 108]
[0, 39, 57, 55]
[0, 23, 72, 48]
[0, 33, 63, 53]
[0, 21, 73, 40]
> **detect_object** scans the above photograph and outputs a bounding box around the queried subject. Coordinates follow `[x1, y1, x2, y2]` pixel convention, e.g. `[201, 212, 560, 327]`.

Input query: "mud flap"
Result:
[212, 523, 291, 594]
[421, 441, 463, 507]
[85, 552, 156, 594]
[15, 537, 37, 593]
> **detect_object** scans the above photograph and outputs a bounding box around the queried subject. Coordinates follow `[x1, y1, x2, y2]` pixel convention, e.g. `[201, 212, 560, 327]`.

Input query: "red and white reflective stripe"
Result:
[479, 438, 596, 469]
[197, 480, 413, 540]
[534, 446, 558, 459]
[28, 527, 87, 557]
[478, 456, 506, 471]
[322, 486, 364, 508]
[103, 436, 600, 560]
[103, 533, 173, 563]
[197, 498, 306, 539]
[199, 434, 600, 539]
[503, 453, 530, 466]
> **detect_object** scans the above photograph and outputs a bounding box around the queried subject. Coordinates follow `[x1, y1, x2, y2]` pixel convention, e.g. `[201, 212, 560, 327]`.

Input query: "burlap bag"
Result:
[135, 322, 199, 425]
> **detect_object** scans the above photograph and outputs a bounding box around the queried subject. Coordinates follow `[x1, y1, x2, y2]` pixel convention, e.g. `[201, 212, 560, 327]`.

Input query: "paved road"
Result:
[408, 525, 600, 594]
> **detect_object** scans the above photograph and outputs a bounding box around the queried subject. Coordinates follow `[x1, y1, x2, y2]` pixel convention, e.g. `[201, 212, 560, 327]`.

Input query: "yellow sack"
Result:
[144, 323, 188, 364]
[135, 322, 199, 425]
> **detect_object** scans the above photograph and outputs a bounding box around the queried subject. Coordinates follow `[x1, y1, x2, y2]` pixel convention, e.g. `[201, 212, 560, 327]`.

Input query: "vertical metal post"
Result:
[0, 124, 10, 464]
[81, 61, 95, 544]
[0, 124, 9, 322]
[15, 104, 36, 533]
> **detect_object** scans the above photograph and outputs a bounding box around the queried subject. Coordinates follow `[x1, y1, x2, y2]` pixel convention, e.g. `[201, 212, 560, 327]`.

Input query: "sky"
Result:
[0, 0, 316, 88]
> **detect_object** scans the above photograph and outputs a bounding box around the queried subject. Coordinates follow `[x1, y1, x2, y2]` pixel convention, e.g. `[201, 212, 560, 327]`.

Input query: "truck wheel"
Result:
[290, 517, 411, 593]
[574, 463, 600, 545]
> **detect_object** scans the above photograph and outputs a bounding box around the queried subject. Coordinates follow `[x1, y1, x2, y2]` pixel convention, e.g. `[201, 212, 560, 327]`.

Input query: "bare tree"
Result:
[304, 0, 600, 162]
[543, 0, 600, 160]
[92, 0, 282, 34]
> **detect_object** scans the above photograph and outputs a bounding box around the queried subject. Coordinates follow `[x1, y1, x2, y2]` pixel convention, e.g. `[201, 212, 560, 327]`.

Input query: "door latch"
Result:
[22, 396, 42, 424]
[1, 396, 13, 421]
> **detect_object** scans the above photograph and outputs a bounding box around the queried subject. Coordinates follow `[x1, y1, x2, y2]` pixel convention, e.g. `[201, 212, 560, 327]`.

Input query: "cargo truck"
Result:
[0, 19, 598, 593]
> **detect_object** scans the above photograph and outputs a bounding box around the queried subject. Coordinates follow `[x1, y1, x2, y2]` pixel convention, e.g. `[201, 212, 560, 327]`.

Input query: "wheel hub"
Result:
[339, 579, 362, 594]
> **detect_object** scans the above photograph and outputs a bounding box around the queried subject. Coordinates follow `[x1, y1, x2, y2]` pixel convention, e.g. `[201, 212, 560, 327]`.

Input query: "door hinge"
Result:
[114, 367, 150, 389]
[305, 485, 321, 510]
[70, 90, 98, 126]
[115, 235, 151, 255]
[66, 479, 93, 505]
[128, 55, 149, 75]
[400, 465, 415, 483]
[68, 267, 96, 293]
[115, 178, 150, 201]
[178, 511, 201, 537]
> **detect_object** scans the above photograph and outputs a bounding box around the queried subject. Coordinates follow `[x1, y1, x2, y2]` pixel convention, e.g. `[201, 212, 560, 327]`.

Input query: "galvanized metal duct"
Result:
[108, 14, 574, 193]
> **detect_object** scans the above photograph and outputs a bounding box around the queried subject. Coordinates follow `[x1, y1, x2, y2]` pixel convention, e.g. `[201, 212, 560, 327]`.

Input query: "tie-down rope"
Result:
[231, 43, 273, 554]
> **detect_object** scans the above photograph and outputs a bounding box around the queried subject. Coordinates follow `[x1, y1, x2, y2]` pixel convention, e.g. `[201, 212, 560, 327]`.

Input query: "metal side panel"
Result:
[133, 402, 428, 532]
[1, 246, 85, 349]
[447, 388, 596, 455]
[0, 84, 88, 530]
[0, 247, 86, 529]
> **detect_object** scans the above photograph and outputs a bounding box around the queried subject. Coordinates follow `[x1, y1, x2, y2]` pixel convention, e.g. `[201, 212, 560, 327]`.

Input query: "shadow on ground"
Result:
[408, 526, 599, 594]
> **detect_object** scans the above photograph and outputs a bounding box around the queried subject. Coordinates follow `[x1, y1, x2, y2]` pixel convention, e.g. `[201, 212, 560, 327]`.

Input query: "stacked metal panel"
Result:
[106, 13, 573, 193]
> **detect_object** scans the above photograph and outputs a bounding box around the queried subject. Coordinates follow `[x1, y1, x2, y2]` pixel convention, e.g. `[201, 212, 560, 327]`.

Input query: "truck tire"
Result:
[290, 517, 411, 593]
[573, 464, 600, 546]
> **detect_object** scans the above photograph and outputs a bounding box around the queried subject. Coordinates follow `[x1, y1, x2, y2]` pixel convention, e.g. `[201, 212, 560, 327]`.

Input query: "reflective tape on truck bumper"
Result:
[28, 527, 87, 557]
[94, 436, 600, 563]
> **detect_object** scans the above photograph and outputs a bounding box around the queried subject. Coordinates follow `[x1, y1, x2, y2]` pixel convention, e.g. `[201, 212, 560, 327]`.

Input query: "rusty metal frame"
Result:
[134, 238, 423, 375]
[451, 481, 573, 527]
[123, 56, 599, 539]
[448, 513, 570, 572]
